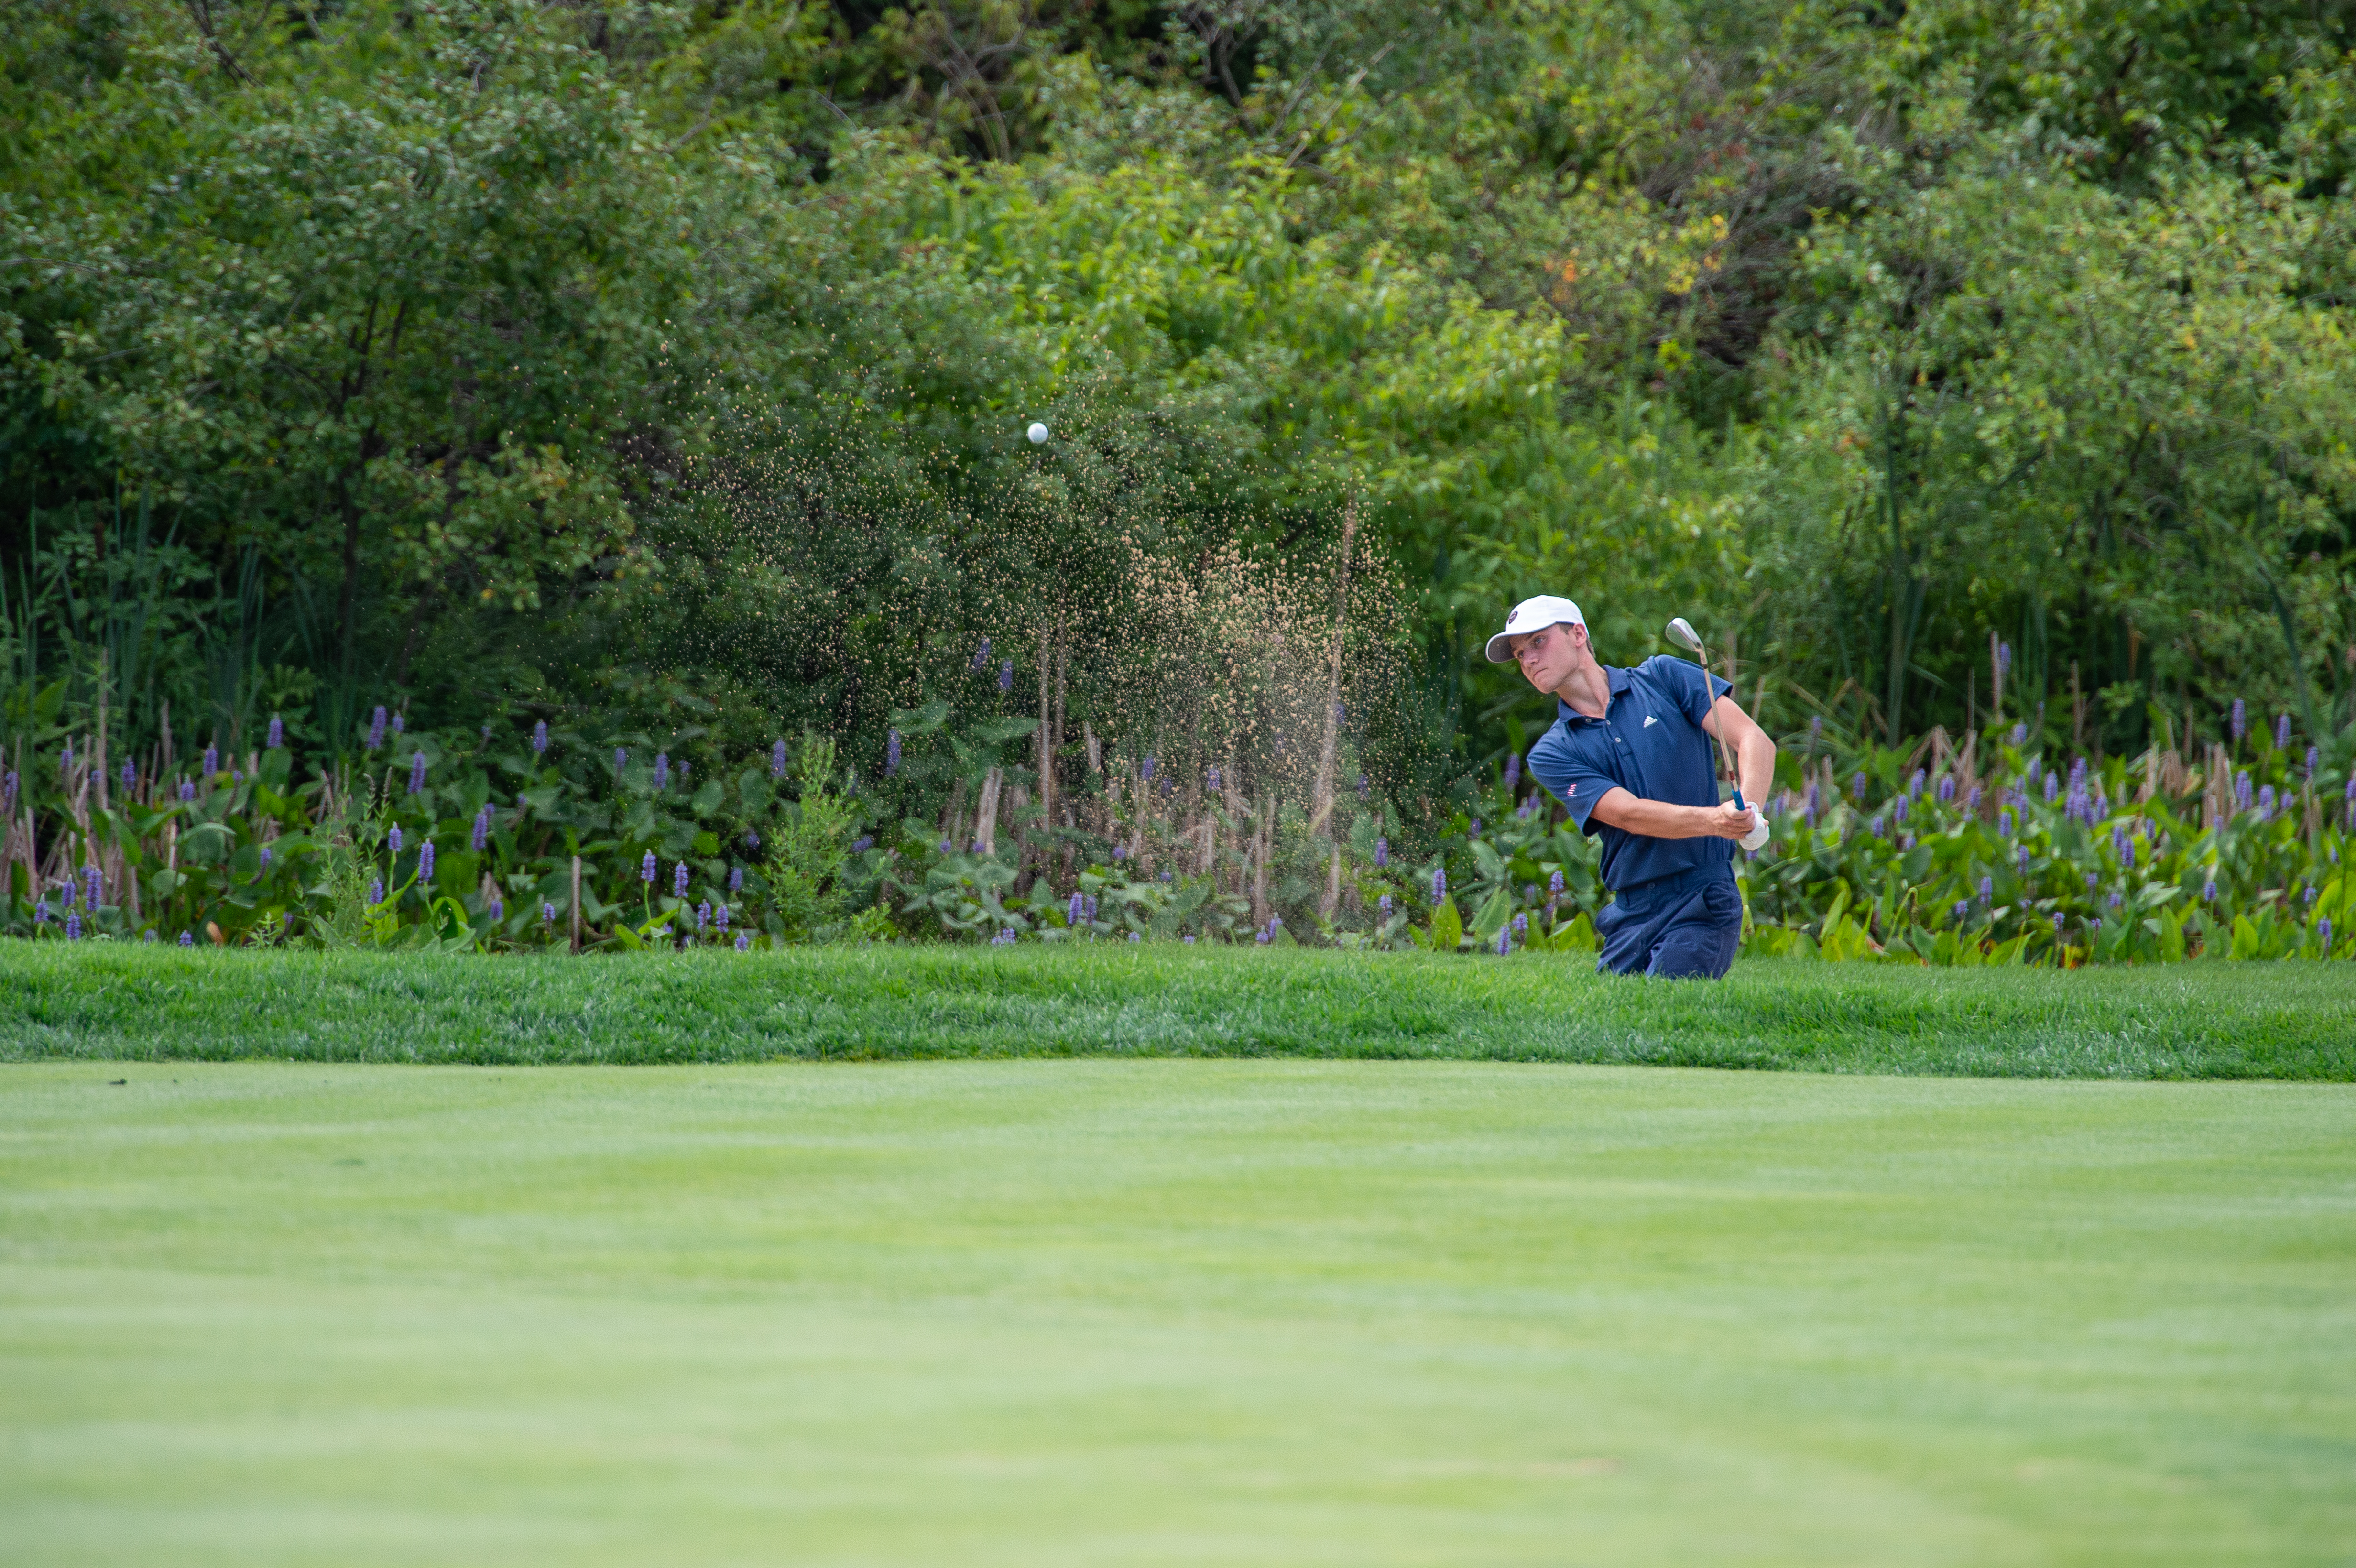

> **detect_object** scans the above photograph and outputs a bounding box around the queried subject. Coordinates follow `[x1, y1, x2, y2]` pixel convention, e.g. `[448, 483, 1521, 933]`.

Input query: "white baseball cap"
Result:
[1484, 595, 1586, 663]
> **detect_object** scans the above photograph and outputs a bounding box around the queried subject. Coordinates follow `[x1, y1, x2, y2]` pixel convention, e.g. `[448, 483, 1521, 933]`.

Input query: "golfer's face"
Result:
[1511, 624, 1575, 688]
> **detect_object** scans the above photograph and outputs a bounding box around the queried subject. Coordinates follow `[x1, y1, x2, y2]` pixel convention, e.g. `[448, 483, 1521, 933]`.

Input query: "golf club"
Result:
[1666, 617, 1747, 814]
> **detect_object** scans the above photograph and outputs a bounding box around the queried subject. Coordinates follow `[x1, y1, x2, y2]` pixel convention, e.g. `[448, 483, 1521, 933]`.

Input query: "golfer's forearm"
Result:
[1737, 729, 1776, 806]
[1592, 795, 1722, 839]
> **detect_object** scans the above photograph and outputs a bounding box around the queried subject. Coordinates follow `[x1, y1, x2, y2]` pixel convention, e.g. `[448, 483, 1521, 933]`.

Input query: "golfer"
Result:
[1489, 595, 1775, 979]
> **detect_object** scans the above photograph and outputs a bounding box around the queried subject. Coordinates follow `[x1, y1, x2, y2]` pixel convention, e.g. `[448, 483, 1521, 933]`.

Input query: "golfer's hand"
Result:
[1705, 800, 1758, 841]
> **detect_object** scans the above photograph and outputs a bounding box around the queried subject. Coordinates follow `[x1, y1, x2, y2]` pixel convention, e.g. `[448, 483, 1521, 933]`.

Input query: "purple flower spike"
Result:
[85, 865, 101, 905]
[772, 739, 789, 779]
[2306, 746, 2320, 781]
[1851, 771, 1866, 800]
[62, 739, 74, 770]
[696, 899, 711, 931]
[614, 747, 628, 776]
[179, 930, 194, 947]
[673, 861, 689, 897]
[1374, 837, 1389, 868]
[1549, 869, 1565, 895]
[33, 897, 47, 924]
[418, 840, 436, 880]
[1469, 819, 1483, 839]
[2258, 784, 2276, 818]
[369, 878, 384, 905]
[1208, 767, 1222, 792]
[728, 865, 744, 893]
[1997, 642, 2012, 678]
[259, 846, 272, 870]
[1494, 925, 1511, 956]
[1067, 891, 1085, 927]
[998, 659, 1014, 693]
[391, 713, 404, 736]
[1978, 875, 1993, 905]
[1504, 754, 1521, 790]
[204, 743, 219, 776]
[1379, 893, 1393, 915]
[743, 830, 760, 852]
[488, 895, 503, 922]
[121, 759, 136, 787]
[2203, 877, 2217, 902]
[640, 851, 656, 883]
[2231, 698, 2246, 741]
[367, 708, 386, 751]
[2044, 773, 2059, 804]
[543, 901, 556, 926]
[533, 720, 549, 755]
[388, 826, 403, 854]
[2277, 713, 2292, 750]
[654, 753, 670, 789]
[850, 837, 872, 854]
[1112, 844, 1125, 861]
[268, 713, 284, 749]
[1141, 754, 1156, 782]
[1937, 776, 1955, 804]
[2010, 721, 2026, 746]
[715, 903, 729, 933]
[2016, 846, 2030, 875]
[65, 912, 81, 941]
[59, 878, 75, 912]
[1999, 809, 2013, 838]
[472, 806, 491, 851]
[1431, 867, 1447, 904]
[735, 932, 751, 952]
[885, 730, 901, 777]
[677, 760, 690, 784]
[1953, 900, 1968, 922]
[407, 752, 427, 795]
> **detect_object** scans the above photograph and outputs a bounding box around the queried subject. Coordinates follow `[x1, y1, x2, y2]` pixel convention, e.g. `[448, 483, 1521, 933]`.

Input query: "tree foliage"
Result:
[4, 0, 2354, 810]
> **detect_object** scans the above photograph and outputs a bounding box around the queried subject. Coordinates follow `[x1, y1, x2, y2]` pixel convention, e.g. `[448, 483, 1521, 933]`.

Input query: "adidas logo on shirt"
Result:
[1643, 714, 1659, 728]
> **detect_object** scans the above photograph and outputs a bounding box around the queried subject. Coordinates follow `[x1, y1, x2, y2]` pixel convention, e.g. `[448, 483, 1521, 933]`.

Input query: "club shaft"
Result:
[1693, 640, 1745, 809]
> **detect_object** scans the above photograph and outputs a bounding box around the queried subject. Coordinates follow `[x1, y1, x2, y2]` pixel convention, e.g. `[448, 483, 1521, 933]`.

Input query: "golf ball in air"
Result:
[1026, 422, 1049, 444]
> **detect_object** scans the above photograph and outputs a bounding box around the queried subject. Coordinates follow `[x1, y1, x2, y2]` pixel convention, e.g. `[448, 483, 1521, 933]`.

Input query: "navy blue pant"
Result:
[1593, 866, 1742, 979]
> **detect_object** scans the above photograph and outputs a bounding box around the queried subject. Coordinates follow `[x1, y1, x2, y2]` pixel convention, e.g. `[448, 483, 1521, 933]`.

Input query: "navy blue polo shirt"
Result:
[1526, 656, 1734, 893]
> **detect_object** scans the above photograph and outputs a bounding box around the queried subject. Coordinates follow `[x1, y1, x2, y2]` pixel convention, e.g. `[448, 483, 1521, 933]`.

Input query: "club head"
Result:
[1666, 617, 1704, 653]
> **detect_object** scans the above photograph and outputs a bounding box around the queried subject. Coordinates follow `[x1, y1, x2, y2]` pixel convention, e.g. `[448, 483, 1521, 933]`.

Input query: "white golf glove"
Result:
[1737, 804, 1771, 853]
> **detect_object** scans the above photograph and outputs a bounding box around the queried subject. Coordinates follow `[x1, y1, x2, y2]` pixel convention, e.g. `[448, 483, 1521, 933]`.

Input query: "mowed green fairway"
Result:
[3, 1061, 2351, 1566]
